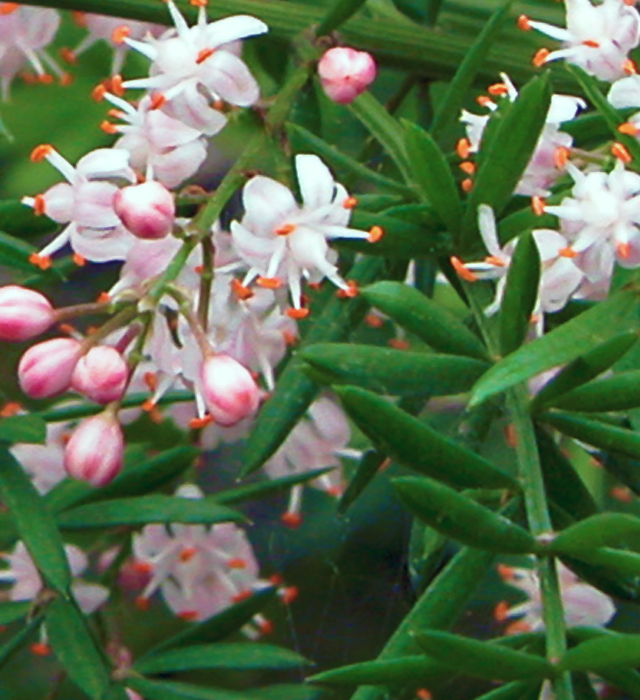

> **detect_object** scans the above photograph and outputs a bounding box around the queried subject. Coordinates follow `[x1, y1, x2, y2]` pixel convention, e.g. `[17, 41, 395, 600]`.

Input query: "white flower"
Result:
[0, 4, 64, 98]
[545, 160, 640, 272]
[98, 91, 209, 187]
[523, 0, 640, 82]
[10, 421, 68, 495]
[22, 146, 136, 265]
[608, 74, 640, 139]
[496, 561, 616, 633]
[231, 154, 373, 314]
[120, 0, 267, 135]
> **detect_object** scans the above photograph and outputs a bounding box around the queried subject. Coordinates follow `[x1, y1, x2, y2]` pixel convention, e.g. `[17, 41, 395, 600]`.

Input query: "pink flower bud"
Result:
[18, 338, 82, 399]
[0, 285, 55, 342]
[114, 181, 175, 240]
[72, 346, 128, 404]
[64, 412, 124, 487]
[200, 354, 260, 426]
[318, 47, 377, 104]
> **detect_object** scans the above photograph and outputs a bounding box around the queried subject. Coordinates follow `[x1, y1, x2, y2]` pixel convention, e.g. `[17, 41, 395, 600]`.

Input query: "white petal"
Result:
[76, 148, 135, 182]
[477, 204, 502, 257]
[205, 15, 268, 48]
[296, 154, 336, 210]
[608, 75, 640, 110]
[204, 50, 260, 107]
[242, 176, 297, 236]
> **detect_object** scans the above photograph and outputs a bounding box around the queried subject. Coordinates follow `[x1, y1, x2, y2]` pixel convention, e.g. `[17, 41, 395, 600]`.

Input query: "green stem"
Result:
[198, 236, 214, 331]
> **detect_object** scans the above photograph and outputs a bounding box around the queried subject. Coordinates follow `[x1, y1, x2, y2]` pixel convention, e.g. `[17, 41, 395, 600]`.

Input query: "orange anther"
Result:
[212, 99, 225, 111]
[619, 122, 639, 136]
[388, 338, 410, 350]
[33, 194, 46, 216]
[416, 691, 432, 700]
[60, 47, 77, 64]
[135, 596, 150, 611]
[281, 586, 298, 605]
[612, 142, 632, 163]
[282, 330, 297, 345]
[281, 511, 303, 528]
[60, 73, 73, 87]
[259, 619, 274, 635]
[287, 308, 310, 320]
[269, 574, 284, 586]
[149, 407, 164, 424]
[456, 137, 472, 159]
[38, 74, 53, 84]
[611, 486, 634, 503]
[179, 547, 197, 562]
[559, 246, 577, 258]
[476, 95, 493, 108]
[193, 264, 204, 274]
[368, 225, 384, 243]
[28, 253, 52, 270]
[110, 74, 125, 96]
[582, 39, 600, 48]
[73, 253, 86, 266]
[617, 241, 632, 259]
[196, 48, 216, 64]
[150, 92, 166, 110]
[504, 423, 518, 448]
[0, 402, 22, 418]
[532, 195, 546, 215]
[256, 276, 283, 289]
[30, 144, 54, 162]
[30, 643, 51, 656]
[92, 84, 106, 101]
[327, 485, 343, 497]
[487, 82, 509, 96]
[227, 557, 246, 569]
[132, 560, 153, 574]
[343, 196, 358, 209]
[554, 146, 570, 169]
[178, 610, 199, 621]
[494, 601, 510, 622]
[623, 58, 638, 74]
[450, 256, 478, 282]
[231, 278, 255, 300]
[365, 313, 385, 328]
[624, 0, 637, 5]
[484, 255, 506, 267]
[274, 223, 296, 236]
[143, 371, 157, 392]
[461, 178, 474, 193]
[142, 399, 156, 413]
[459, 161, 476, 175]
[517, 14, 531, 30]
[336, 280, 359, 299]
[97, 291, 111, 303]
[308, 281, 323, 290]
[533, 48, 550, 67]
[71, 10, 87, 26]
[496, 563, 515, 581]
[505, 620, 532, 635]
[0, 3, 18, 14]
[108, 109, 126, 120]
[101, 121, 118, 135]
[190, 0, 208, 5]
[231, 590, 253, 603]
[189, 415, 214, 429]
[111, 25, 131, 44]
[58, 323, 75, 335]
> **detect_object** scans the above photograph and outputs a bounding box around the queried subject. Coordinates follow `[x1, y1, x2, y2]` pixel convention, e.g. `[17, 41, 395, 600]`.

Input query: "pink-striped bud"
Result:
[114, 181, 175, 240]
[64, 412, 124, 487]
[18, 338, 82, 399]
[200, 354, 260, 426]
[72, 346, 128, 404]
[318, 47, 377, 104]
[0, 285, 55, 342]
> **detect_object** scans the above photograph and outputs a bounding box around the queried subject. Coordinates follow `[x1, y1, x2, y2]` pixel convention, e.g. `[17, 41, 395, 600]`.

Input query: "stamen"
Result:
[484, 255, 506, 267]
[142, 399, 156, 413]
[30, 144, 54, 162]
[38, 74, 53, 84]
[617, 241, 632, 259]
[179, 547, 197, 562]
[71, 11, 86, 26]
[461, 178, 473, 193]
[33, 194, 46, 216]
[388, 338, 410, 350]
[231, 279, 255, 300]
[30, 643, 51, 656]
[582, 39, 600, 48]
[259, 619, 274, 635]
[611, 486, 634, 503]
[487, 82, 509, 96]
[132, 561, 153, 574]
[189, 415, 214, 429]
[28, 253, 52, 270]
[178, 610, 199, 621]
[150, 92, 166, 110]
[476, 95, 493, 108]
[517, 14, 531, 30]
[559, 246, 577, 259]
[623, 58, 638, 74]
[269, 574, 284, 586]
[450, 256, 478, 282]
[110, 75, 125, 96]
[532, 48, 550, 67]
[286, 308, 309, 320]
[0, 3, 19, 14]
[190, 0, 208, 5]
[144, 372, 158, 392]
[59, 48, 77, 64]
[336, 280, 359, 299]
[135, 597, 150, 611]
[365, 313, 385, 329]
[232, 590, 253, 603]
[111, 25, 131, 45]
[108, 109, 126, 120]
[274, 223, 296, 236]
[553, 146, 569, 168]
[456, 137, 472, 159]
[196, 48, 216, 64]
[505, 620, 532, 635]
[368, 225, 384, 243]
[531, 196, 546, 216]
[256, 276, 283, 289]
[60, 74, 73, 87]
[459, 161, 476, 175]
[227, 557, 246, 569]
[281, 511, 303, 528]
[0, 402, 22, 418]
[72, 253, 86, 266]
[343, 196, 358, 209]
[92, 84, 106, 101]
[282, 330, 297, 345]
[494, 601, 510, 622]
[496, 563, 515, 581]
[281, 586, 298, 605]
[619, 122, 639, 136]
[416, 690, 432, 700]
[504, 423, 518, 448]
[612, 142, 632, 163]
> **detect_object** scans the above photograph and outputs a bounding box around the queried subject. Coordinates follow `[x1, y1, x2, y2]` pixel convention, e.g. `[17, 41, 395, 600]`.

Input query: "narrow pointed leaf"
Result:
[143, 587, 277, 656]
[57, 495, 242, 529]
[125, 678, 243, 700]
[462, 74, 552, 247]
[470, 290, 640, 406]
[135, 643, 309, 675]
[561, 554, 640, 603]
[302, 344, 489, 397]
[551, 370, 640, 412]
[317, 0, 368, 35]
[0, 601, 30, 625]
[362, 281, 488, 360]
[404, 121, 461, 235]
[216, 468, 332, 506]
[337, 386, 517, 490]
[541, 411, 640, 461]
[241, 257, 386, 477]
[530, 332, 638, 412]
[338, 449, 386, 513]
[0, 448, 70, 593]
[575, 547, 640, 578]
[500, 232, 541, 356]
[430, 0, 516, 145]
[47, 597, 112, 700]
[308, 656, 445, 685]
[561, 634, 640, 673]
[473, 682, 542, 700]
[0, 414, 46, 445]
[549, 513, 640, 555]
[413, 631, 553, 681]
[393, 476, 536, 553]
[0, 613, 42, 670]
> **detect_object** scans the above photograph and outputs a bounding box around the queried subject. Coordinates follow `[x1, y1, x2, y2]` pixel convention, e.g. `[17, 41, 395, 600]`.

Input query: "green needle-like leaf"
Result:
[0, 414, 46, 445]
[561, 634, 640, 673]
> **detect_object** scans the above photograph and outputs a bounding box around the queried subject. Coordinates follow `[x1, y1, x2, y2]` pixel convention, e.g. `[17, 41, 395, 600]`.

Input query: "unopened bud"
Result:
[114, 181, 175, 240]
[18, 338, 82, 398]
[72, 346, 128, 404]
[64, 411, 124, 486]
[0, 285, 55, 341]
[200, 354, 260, 426]
[318, 47, 377, 104]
